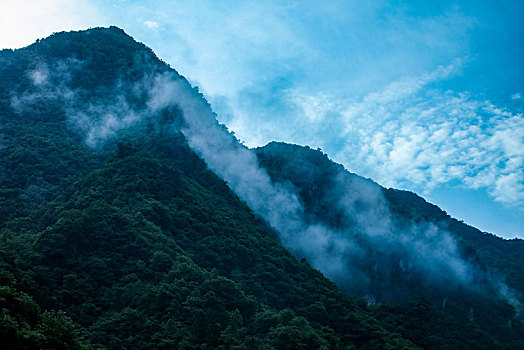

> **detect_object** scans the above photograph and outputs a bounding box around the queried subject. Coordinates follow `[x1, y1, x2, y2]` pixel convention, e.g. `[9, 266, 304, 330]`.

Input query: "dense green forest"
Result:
[1, 27, 523, 349]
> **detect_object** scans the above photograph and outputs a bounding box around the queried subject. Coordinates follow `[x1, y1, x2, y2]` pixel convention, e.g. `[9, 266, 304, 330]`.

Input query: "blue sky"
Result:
[1, 0, 522, 238]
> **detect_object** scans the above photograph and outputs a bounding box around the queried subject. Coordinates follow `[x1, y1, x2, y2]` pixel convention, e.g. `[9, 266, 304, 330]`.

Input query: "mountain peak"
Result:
[15, 26, 146, 61]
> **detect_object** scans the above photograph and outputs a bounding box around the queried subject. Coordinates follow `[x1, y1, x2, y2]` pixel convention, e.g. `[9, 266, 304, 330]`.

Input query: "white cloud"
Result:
[0, 0, 104, 49]
[327, 64, 524, 208]
[511, 93, 522, 100]
[143, 20, 159, 30]
[493, 173, 524, 204]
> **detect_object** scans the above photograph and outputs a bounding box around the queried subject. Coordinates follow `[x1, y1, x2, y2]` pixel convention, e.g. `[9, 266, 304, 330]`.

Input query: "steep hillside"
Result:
[0, 27, 522, 349]
[0, 26, 412, 350]
[255, 142, 524, 343]
[255, 142, 524, 298]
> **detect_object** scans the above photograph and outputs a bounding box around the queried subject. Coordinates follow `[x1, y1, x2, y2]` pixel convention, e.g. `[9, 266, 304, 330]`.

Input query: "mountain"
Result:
[0, 26, 523, 349]
[255, 142, 524, 303]
[255, 142, 524, 337]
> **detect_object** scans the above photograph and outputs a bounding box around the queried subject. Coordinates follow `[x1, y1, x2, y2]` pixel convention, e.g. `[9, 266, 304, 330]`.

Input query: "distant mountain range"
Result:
[0, 26, 523, 349]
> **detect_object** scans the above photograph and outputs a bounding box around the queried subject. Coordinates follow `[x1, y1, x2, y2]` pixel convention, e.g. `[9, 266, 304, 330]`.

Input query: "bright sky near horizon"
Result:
[1, 0, 523, 238]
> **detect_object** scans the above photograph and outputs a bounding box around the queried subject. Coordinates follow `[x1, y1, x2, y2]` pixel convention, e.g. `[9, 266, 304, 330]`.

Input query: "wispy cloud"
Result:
[330, 64, 524, 208]
[144, 69, 520, 307]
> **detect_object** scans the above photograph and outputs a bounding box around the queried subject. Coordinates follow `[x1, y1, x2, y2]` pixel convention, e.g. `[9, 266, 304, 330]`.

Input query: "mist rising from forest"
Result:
[11, 55, 521, 309]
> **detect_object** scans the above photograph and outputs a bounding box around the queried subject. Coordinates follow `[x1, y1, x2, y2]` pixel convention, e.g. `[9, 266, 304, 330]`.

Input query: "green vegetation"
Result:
[0, 27, 523, 349]
[0, 132, 417, 349]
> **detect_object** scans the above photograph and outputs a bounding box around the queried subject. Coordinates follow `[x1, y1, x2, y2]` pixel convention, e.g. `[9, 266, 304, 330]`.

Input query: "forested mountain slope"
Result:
[0, 26, 522, 349]
[256, 142, 524, 343]
[255, 142, 524, 301]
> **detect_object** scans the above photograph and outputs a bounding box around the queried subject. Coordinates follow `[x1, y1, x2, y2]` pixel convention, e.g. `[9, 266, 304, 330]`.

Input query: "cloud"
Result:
[143, 20, 159, 30]
[210, 59, 524, 216]
[511, 93, 522, 100]
[144, 69, 519, 306]
[493, 173, 524, 205]
[71, 94, 142, 148]
[10, 60, 78, 114]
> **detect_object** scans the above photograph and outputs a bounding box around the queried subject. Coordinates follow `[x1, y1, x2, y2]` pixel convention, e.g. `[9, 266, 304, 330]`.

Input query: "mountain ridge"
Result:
[257, 141, 523, 241]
